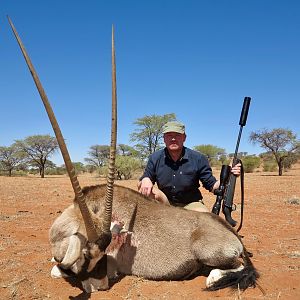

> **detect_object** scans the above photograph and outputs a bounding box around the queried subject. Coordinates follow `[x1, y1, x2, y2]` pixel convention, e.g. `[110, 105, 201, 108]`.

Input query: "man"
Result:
[138, 121, 241, 212]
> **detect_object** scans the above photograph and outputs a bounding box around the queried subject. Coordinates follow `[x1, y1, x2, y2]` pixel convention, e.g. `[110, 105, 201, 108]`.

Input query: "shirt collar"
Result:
[164, 146, 188, 162]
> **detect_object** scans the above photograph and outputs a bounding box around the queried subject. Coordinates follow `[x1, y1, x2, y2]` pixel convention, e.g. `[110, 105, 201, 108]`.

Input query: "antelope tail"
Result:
[205, 248, 261, 292]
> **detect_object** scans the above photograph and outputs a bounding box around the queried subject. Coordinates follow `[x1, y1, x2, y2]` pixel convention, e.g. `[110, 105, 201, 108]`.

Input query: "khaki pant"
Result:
[184, 200, 210, 212]
[172, 200, 210, 212]
[151, 187, 209, 212]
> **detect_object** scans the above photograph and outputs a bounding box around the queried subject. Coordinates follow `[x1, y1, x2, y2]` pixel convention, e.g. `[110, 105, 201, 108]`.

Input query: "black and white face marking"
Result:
[52, 250, 109, 293]
[72, 233, 112, 293]
[83, 242, 106, 273]
[51, 231, 112, 293]
[79, 254, 109, 293]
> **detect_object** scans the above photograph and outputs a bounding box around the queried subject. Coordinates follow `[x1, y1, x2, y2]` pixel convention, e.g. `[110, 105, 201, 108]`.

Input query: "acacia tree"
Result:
[30, 159, 56, 175]
[130, 113, 176, 159]
[60, 162, 85, 175]
[0, 144, 25, 176]
[87, 144, 141, 179]
[115, 155, 141, 180]
[249, 128, 300, 176]
[118, 144, 139, 157]
[15, 135, 59, 178]
[193, 144, 226, 165]
[84, 145, 110, 168]
[108, 144, 141, 179]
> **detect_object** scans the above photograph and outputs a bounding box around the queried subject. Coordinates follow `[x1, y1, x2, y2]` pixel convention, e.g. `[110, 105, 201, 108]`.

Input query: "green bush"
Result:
[263, 161, 277, 172]
[116, 156, 141, 180]
[0, 170, 28, 177]
[45, 167, 66, 175]
[242, 156, 261, 173]
[210, 158, 222, 168]
[283, 155, 299, 170]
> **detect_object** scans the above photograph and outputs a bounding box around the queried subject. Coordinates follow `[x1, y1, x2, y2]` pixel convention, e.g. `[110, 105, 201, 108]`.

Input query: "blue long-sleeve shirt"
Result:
[140, 147, 217, 205]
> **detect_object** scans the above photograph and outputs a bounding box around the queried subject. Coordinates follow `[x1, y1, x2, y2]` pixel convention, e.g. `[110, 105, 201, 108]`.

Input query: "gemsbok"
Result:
[8, 16, 260, 294]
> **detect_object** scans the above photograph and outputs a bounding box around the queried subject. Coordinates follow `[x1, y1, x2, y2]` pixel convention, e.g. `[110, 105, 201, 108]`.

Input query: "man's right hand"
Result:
[138, 177, 153, 197]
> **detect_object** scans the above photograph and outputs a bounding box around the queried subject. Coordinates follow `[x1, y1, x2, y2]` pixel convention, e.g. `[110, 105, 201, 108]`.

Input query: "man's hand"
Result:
[211, 162, 242, 195]
[231, 163, 241, 176]
[138, 177, 153, 197]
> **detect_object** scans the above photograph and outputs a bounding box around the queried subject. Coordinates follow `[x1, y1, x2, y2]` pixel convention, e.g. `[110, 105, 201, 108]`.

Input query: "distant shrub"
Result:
[283, 155, 300, 170]
[263, 161, 277, 172]
[242, 156, 261, 173]
[28, 168, 39, 175]
[0, 170, 28, 177]
[115, 155, 141, 180]
[14, 170, 28, 177]
[97, 166, 108, 177]
[45, 167, 66, 175]
[210, 158, 222, 168]
[85, 165, 97, 174]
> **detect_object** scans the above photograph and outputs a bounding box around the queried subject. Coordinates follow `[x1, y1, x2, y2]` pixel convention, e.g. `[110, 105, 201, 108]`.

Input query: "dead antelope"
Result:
[9, 17, 260, 294]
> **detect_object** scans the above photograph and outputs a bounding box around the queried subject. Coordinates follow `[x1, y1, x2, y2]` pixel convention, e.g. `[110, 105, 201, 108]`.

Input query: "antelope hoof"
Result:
[206, 269, 223, 288]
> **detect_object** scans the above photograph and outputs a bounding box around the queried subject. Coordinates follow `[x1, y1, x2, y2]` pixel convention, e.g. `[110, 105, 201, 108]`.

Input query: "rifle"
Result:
[211, 97, 251, 232]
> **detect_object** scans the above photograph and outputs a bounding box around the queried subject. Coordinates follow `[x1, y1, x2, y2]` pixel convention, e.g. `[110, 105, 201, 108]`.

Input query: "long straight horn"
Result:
[103, 25, 117, 233]
[7, 16, 98, 242]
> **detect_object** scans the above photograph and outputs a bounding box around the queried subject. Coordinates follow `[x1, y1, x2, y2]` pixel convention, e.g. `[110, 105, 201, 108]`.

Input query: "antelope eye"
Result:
[84, 251, 93, 260]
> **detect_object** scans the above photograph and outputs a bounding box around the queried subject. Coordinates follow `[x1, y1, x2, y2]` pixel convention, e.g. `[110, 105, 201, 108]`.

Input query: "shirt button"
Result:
[173, 186, 176, 188]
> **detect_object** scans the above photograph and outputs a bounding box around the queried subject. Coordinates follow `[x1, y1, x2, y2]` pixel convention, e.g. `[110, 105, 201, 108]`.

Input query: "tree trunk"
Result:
[278, 163, 283, 176]
[41, 166, 45, 178]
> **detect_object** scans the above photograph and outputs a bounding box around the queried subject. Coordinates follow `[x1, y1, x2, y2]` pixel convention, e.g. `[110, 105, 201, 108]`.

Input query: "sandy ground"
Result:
[0, 166, 299, 300]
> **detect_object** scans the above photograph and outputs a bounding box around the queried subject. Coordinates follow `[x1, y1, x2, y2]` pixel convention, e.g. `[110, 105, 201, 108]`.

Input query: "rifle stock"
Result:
[212, 164, 231, 215]
[223, 174, 238, 226]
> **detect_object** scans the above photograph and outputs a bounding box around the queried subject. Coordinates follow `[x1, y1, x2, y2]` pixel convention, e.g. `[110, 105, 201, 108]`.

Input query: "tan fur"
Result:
[50, 184, 246, 282]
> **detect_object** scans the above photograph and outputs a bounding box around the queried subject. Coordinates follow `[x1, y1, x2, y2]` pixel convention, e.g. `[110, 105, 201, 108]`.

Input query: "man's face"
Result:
[163, 132, 186, 151]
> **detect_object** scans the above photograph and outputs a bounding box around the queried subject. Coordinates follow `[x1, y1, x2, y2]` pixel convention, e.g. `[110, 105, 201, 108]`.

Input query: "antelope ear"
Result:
[61, 234, 84, 268]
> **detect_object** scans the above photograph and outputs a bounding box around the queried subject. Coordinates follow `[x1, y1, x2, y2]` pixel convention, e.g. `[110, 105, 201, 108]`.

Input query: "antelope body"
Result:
[50, 184, 258, 293]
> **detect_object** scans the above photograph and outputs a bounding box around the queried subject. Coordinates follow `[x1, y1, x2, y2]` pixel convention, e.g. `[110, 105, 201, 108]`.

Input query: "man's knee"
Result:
[184, 201, 209, 212]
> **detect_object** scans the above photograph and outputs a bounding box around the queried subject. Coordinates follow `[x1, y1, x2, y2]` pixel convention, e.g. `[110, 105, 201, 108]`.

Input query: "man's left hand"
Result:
[231, 163, 241, 176]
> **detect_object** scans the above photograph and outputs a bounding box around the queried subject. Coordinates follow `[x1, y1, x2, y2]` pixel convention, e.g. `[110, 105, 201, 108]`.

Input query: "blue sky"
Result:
[1, 1, 299, 165]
